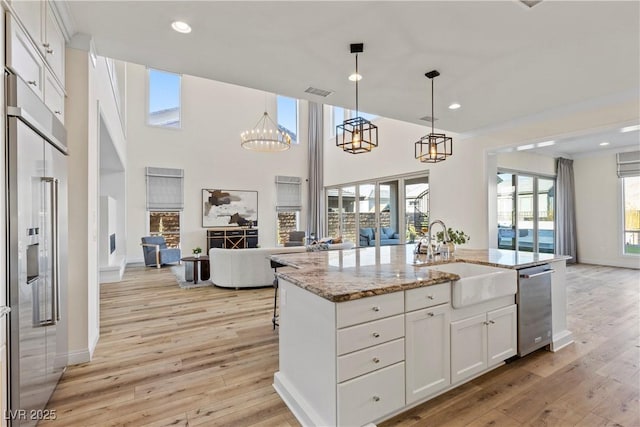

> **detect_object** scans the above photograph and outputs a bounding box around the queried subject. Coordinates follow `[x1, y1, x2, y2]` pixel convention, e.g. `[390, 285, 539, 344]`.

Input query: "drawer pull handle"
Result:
[489, 320, 495, 324]
[427, 295, 434, 300]
[54, 111, 61, 115]
[373, 396, 380, 402]
[372, 332, 380, 338]
[28, 80, 37, 86]
[46, 48, 54, 55]
[373, 357, 380, 364]
[372, 306, 380, 312]
[483, 321, 490, 325]
[427, 312, 434, 317]
[43, 42, 50, 48]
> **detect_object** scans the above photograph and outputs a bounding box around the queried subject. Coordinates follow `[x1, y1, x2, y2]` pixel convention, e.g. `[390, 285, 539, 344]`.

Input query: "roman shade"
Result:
[617, 151, 640, 178]
[146, 167, 184, 211]
[276, 176, 302, 212]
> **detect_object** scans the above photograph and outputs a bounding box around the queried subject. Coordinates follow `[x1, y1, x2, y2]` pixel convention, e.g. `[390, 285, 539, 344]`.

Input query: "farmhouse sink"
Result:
[425, 262, 517, 308]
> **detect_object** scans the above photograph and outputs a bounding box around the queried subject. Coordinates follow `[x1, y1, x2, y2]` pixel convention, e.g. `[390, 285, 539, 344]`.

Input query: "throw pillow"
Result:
[333, 236, 343, 244]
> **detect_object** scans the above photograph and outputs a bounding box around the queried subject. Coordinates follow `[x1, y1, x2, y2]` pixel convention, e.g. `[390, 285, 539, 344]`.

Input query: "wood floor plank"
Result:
[42, 263, 638, 426]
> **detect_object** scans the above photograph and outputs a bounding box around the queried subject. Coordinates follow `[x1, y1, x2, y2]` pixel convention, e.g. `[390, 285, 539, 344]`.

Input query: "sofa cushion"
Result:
[381, 227, 396, 239]
[360, 227, 374, 240]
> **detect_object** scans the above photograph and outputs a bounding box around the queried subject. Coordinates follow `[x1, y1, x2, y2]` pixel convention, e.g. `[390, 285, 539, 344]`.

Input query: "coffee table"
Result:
[181, 255, 210, 284]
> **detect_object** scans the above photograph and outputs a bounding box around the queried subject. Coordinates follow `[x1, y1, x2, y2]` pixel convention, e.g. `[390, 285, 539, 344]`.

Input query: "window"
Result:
[147, 68, 181, 128]
[623, 176, 640, 255]
[146, 167, 184, 247]
[276, 176, 302, 245]
[149, 212, 181, 248]
[326, 173, 428, 247]
[277, 95, 298, 144]
[617, 151, 640, 255]
[497, 171, 555, 253]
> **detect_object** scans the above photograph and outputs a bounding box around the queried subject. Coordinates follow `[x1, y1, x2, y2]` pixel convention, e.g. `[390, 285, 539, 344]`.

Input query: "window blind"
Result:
[146, 167, 184, 211]
[617, 151, 640, 178]
[276, 176, 302, 211]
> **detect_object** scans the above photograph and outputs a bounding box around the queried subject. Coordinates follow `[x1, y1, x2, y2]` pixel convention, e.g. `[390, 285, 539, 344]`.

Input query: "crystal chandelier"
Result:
[336, 43, 378, 154]
[414, 70, 453, 163]
[241, 111, 292, 152]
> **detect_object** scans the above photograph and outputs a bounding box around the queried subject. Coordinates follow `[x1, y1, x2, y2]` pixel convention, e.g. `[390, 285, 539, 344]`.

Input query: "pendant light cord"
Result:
[355, 53, 359, 117]
[431, 78, 435, 134]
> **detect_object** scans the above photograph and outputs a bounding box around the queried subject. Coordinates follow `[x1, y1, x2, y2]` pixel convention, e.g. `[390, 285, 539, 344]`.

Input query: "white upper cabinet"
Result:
[43, 2, 64, 84]
[7, 0, 66, 118]
[9, 0, 42, 47]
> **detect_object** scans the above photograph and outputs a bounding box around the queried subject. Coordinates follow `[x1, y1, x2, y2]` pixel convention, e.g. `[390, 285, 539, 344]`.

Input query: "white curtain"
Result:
[307, 102, 324, 240]
[555, 158, 577, 263]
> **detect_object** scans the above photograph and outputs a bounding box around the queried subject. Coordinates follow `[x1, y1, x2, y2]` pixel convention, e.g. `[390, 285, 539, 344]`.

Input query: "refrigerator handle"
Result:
[41, 177, 59, 325]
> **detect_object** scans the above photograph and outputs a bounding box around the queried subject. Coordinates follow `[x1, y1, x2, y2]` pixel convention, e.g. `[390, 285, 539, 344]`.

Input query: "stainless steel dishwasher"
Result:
[516, 265, 554, 356]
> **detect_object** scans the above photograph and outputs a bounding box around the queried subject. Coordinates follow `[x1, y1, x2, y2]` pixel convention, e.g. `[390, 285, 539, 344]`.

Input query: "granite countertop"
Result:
[271, 245, 570, 302]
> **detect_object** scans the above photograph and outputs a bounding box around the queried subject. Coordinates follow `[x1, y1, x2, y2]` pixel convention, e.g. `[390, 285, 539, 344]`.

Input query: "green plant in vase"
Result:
[192, 247, 202, 258]
[436, 228, 470, 253]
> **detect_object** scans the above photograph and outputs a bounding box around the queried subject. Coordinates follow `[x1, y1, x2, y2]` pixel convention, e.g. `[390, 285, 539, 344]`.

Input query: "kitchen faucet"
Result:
[427, 219, 450, 259]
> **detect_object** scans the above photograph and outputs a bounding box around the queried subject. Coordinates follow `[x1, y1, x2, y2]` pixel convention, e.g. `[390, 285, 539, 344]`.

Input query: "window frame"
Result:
[146, 67, 183, 130]
[496, 169, 556, 253]
[621, 176, 640, 256]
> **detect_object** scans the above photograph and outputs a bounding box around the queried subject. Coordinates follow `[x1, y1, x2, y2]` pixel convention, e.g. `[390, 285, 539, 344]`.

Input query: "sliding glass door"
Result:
[497, 171, 555, 253]
[325, 173, 428, 247]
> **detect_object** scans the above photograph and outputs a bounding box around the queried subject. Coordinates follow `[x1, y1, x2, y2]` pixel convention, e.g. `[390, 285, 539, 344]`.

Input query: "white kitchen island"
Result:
[271, 245, 572, 427]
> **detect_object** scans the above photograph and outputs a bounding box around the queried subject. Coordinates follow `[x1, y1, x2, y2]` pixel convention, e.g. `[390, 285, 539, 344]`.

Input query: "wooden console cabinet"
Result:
[207, 228, 258, 250]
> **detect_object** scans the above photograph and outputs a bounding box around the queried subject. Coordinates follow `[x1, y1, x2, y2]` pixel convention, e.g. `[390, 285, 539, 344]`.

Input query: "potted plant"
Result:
[436, 228, 470, 253]
[192, 247, 202, 258]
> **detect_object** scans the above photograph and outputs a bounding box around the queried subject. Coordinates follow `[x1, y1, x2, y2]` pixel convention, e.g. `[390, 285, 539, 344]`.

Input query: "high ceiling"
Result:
[63, 1, 640, 152]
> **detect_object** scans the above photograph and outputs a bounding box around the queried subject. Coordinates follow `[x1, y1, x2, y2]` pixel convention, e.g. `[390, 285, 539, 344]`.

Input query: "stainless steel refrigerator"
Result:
[6, 72, 68, 426]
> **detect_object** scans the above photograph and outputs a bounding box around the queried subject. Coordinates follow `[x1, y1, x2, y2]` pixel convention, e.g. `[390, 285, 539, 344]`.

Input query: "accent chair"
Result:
[141, 236, 181, 268]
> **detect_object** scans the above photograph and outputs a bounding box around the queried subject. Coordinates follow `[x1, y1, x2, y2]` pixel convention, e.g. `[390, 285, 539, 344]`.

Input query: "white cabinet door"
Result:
[6, 16, 44, 100]
[44, 3, 65, 84]
[10, 0, 43, 49]
[451, 313, 487, 384]
[487, 305, 517, 367]
[44, 69, 64, 123]
[405, 304, 450, 404]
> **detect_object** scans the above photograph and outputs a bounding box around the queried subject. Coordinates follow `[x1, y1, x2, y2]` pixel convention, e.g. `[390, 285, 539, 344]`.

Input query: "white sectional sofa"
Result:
[209, 242, 355, 289]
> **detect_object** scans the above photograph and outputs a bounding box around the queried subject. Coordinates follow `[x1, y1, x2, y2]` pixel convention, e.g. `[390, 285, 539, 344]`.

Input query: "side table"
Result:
[181, 255, 210, 284]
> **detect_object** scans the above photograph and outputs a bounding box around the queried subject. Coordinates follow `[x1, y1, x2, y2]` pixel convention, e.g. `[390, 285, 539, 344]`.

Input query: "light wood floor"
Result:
[42, 264, 639, 426]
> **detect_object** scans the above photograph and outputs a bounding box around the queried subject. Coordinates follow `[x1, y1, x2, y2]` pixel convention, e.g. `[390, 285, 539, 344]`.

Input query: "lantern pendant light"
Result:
[336, 43, 378, 154]
[414, 70, 453, 163]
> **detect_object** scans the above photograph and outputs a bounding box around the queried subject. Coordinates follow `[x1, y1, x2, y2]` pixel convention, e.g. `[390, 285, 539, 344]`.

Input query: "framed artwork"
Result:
[202, 189, 258, 228]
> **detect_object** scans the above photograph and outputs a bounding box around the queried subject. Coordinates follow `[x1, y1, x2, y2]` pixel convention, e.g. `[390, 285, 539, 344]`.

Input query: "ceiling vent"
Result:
[520, 0, 543, 8]
[305, 87, 333, 97]
[420, 115, 438, 123]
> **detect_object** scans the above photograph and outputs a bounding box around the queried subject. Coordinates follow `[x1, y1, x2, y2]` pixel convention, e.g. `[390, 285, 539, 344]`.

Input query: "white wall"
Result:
[574, 152, 640, 269]
[65, 46, 127, 364]
[496, 151, 556, 176]
[125, 63, 308, 261]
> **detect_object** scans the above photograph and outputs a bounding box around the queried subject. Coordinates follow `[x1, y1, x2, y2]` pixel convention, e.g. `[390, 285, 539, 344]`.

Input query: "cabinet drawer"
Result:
[208, 230, 225, 237]
[338, 338, 404, 383]
[226, 230, 242, 236]
[246, 229, 258, 236]
[6, 15, 43, 100]
[337, 292, 404, 328]
[44, 69, 64, 123]
[337, 314, 404, 355]
[338, 362, 405, 427]
[405, 282, 450, 312]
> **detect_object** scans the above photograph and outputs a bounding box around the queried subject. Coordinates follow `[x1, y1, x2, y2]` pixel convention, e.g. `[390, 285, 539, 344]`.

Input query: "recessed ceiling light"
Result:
[516, 144, 535, 151]
[348, 73, 362, 82]
[620, 125, 640, 133]
[448, 103, 461, 110]
[600, 141, 610, 146]
[537, 140, 555, 147]
[171, 21, 192, 34]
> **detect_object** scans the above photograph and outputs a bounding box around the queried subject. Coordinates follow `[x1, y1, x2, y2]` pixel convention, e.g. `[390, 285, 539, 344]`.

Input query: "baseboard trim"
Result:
[577, 258, 640, 270]
[67, 347, 91, 365]
[89, 332, 99, 360]
[551, 329, 574, 352]
[100, 258, 126, 283]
